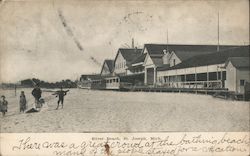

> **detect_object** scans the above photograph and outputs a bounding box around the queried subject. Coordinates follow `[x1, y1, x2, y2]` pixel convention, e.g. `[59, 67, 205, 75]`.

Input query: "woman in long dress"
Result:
[0, 95, 8, 116]
[19, 91, 27, 113]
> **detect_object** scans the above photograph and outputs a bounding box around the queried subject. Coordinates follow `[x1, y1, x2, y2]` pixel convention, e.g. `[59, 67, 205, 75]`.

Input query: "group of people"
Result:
[0, 84, 68, 117]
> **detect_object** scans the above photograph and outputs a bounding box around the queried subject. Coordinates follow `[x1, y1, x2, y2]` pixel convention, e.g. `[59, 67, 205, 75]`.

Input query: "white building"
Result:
[157, 46, 249, 90]
[113, 48, 142, 76]
[225, 57, 250, 94]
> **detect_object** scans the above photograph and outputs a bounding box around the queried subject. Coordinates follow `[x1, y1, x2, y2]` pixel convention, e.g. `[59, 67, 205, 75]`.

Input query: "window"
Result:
[240, 80, 245, 86]
[173, 59, 176, 66]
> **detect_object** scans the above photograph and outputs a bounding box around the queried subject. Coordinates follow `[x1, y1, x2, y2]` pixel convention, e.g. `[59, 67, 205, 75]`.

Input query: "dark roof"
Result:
[131, 53, 147, 64]
[158, 64, 170, 69]
[144, 43, 244, 56]
[151, 55, 163, 66]
[105, 59, 114, 72]
[158, 46, 250, 71]
[173, 51, 213, 61]
[118, 48, 142, 63]
[144, 44, 168, 55]
[226, 57, 250, 68]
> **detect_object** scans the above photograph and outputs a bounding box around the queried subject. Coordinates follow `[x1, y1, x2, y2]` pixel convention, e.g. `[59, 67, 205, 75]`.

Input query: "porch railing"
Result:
[156, 80, 223, 89]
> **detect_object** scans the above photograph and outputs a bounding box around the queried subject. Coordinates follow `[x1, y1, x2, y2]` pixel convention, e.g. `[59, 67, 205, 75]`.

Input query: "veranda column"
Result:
[153, 67, 157, 86]
[195, 67, 197, 88]
[207, 65, 209, 88]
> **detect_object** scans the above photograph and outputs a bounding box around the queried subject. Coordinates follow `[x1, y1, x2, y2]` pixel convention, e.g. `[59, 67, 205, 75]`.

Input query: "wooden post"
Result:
[216, 66, 219, 80]
[195, 67, 197, 89]
[220, 69, 223, 88]
[207, 66, 209, 88]
[154, 67, 157, 86]
[184, 74, 186, 88]
[175, 69, 178, 88]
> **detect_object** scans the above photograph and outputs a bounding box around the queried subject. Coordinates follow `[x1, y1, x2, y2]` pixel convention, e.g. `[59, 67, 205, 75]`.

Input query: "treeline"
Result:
[20, 78, 77, 88]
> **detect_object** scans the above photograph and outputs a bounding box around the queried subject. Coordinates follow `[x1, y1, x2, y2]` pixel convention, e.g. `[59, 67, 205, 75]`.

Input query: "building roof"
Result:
[143, 44, 244, 68]
[226, 57, 250, 69]
[158, 46, 250, 71]
[144, 44, 168, 55]
[151, 55, 163, 66]
[80, 74, 102, 80]
[105, 59, 114, 72]
[172, 50, 213, 61]
[144, 43, 243, 56]
[131, 53, 147, 64]
[119, 48, 142, 63]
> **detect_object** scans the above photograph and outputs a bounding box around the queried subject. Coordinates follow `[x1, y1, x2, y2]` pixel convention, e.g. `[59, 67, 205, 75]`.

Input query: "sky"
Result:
[0, 0, 249, 83]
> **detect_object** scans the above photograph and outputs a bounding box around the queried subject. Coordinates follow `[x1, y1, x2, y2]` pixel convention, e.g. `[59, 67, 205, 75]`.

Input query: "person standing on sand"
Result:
[19, 91, 27, 113]
[32, 84, 42, 106]
[55, 87, 68, 110]
[0, 95, 8, 117]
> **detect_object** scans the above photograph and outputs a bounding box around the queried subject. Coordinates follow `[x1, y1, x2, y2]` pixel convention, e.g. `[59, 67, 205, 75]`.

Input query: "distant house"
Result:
[225, 57, 250, 94]
[79, 74, 105, 89]
[113, 48, 142, 76]
[99, 48, 142, 89]
[100, 59, 114, 76]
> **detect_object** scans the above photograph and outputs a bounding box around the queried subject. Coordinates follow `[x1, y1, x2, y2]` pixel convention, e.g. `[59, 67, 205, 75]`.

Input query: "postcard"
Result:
[0, 0, 249, 156]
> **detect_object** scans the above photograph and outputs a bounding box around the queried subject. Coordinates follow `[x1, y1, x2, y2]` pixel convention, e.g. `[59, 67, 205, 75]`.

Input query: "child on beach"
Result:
[0, 95, 8, 117]
[55, 87, 68, 110]
[19, 91, 27, 113]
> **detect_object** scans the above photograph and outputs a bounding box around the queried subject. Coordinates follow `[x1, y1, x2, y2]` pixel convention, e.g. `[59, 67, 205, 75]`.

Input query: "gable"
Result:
[226, 61, 236, 70]
[115, 52, 125, 65]
[114, 50, 125, 69]
[143, 54, 154, 66]
[143, 47, 149, 54]
[101, 62, 111, 75]
[169, 52, 182, 67]
[113, 51, 127, 74]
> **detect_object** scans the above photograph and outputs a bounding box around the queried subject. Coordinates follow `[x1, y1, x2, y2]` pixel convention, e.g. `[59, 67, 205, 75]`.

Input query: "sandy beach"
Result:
[0, 88, 249, 132]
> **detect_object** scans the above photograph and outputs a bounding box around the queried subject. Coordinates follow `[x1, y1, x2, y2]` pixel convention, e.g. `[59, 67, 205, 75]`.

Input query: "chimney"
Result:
[132, 38, 134, 48]
[134, 46, 137, 53]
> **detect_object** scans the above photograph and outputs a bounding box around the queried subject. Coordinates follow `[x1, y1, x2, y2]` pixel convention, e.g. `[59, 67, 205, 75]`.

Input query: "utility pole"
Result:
[167, 28, 169, 52]
[217, 11, 220, 52]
